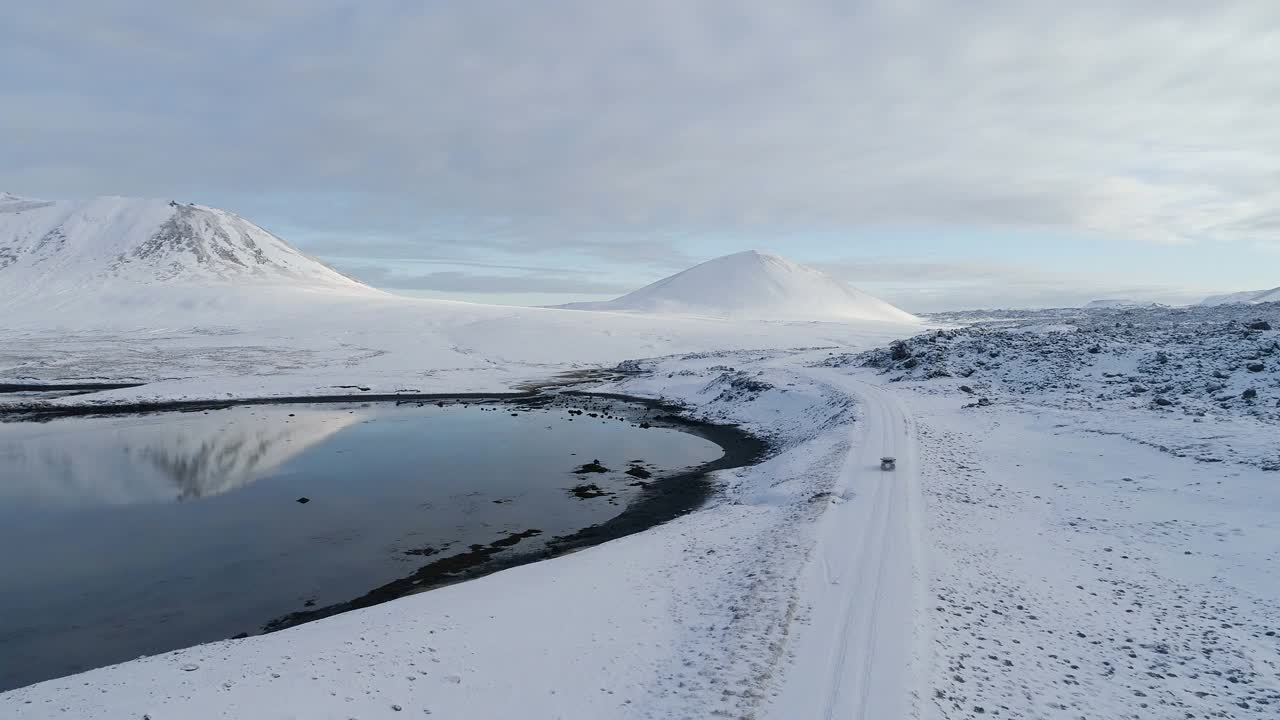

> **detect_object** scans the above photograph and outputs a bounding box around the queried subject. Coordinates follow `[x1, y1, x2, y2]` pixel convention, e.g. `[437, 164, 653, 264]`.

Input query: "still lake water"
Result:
[0, 400, 723, 691]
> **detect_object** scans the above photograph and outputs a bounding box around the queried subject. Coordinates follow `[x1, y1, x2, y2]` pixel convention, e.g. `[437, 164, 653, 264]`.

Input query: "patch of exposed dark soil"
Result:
[264, 529, 544, 632]
[0, 391, 535, 422]
[0, 382, 146, 394]
[570, 483, 612, 499]
[403, 542, 455, 557]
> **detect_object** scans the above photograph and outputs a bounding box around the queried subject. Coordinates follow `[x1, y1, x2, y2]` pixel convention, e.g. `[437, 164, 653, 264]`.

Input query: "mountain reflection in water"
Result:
[0, 407, 363, 506]
[0, 400, 731, 693]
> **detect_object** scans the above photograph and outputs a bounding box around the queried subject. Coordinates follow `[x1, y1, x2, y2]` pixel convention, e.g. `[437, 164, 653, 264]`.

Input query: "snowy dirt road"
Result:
[766, 369, 927, 719]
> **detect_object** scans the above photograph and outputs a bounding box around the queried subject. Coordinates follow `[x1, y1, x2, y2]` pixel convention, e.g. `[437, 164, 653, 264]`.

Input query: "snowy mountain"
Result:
[560, 250, 919, 323]
[1200, 287, 1280, 306]
[0, 193, 374, 305]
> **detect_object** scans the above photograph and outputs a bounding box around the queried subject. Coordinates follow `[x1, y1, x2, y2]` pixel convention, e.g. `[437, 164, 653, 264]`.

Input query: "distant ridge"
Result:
[1200, 287, 1280, 306]
[559, 250, 919, 323]
[1084, 299, 1165, 309]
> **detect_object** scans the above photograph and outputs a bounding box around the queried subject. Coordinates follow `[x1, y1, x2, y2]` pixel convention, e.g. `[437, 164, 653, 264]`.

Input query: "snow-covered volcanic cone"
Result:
[561, 250, 919, 323]
[0, 193, 375, 315]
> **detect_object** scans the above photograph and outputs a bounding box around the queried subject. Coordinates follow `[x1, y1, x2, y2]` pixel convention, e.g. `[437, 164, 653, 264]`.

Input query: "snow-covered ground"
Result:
[901, 380, 1279, 718]
[2, 267, 925, 718]
[3, 195, 1276, 718]
[866, 303, 1280, 472]
[0, 344, 902, 719]
[7, 304, 1277, 718]
[0, 294, 913, 405]
[826, 302, 1280, 718]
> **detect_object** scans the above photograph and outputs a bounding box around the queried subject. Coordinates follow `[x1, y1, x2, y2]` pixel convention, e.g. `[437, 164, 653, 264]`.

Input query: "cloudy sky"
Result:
[4, 1, 1279, 311]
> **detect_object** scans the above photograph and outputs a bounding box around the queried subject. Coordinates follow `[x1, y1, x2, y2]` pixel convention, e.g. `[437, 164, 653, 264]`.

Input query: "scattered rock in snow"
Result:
[570, 483, 611, 499]
[573, 459, 609, 473]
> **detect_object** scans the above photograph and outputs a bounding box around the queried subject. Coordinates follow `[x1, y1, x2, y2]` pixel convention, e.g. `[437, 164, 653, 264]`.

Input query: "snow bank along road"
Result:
[766, 368, 926, 720]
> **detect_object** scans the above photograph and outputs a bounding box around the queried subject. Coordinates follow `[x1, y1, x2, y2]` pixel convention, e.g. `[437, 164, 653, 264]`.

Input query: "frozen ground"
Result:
[1, 292, 923, 719]
[3, 301, 1278, 719]
[866, 303, 1280, 471]
[0, 286, 913, 404]
[903, 385, 1279, 718]
[829, 302, 1280, 718]
[0, 339, 906, 719]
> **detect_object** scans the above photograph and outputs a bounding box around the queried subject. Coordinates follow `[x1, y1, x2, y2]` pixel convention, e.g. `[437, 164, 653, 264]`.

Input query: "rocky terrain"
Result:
[826, 302, 1280, 471]
[811, 302, 1280, 718]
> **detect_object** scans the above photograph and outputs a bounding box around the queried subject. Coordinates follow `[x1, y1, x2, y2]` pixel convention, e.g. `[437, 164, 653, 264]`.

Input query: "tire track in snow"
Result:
[766, 368, 924, 719]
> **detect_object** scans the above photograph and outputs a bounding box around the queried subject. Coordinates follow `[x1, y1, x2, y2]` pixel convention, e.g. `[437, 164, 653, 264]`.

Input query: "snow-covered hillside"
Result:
[0, 193, 374, 312]
[560, 250, 919, 323]
[1201, 286, 1280, 306]
[847, 302, 1280, 468]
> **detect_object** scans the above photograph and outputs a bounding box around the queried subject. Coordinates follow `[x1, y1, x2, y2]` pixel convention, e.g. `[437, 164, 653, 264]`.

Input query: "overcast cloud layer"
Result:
[4, 1, 1279, 309]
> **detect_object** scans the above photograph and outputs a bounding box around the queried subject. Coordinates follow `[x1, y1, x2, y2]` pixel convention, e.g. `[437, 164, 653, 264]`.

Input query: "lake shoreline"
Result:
[1, 384, 771, 656]
[0, 390, 537, 421]
[261, 390, 771, 632]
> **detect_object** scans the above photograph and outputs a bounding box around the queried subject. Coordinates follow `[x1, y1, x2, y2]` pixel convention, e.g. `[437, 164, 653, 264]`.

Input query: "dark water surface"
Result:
[0, 400, 724, 691]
